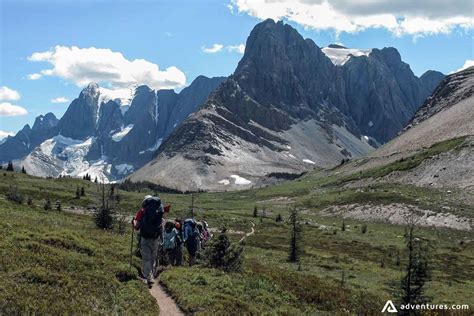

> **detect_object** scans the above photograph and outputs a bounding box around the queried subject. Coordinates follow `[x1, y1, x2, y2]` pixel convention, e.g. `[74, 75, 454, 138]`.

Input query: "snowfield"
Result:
[322, 47, 372, 66]
[111, 124, 134, 142]
[230, 175, 252, 185]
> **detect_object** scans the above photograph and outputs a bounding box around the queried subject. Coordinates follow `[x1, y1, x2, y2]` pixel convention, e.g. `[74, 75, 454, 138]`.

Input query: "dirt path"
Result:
[239, 221, 255, 243]
[149, 278, 183, 316]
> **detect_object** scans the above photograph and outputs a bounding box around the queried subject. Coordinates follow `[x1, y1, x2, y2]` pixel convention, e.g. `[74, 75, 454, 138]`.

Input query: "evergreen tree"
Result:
[94, 183, 115, 230]
[275, 214, 283, 222]
[21, 166, 26, 174]
[75, 187, 81, 199]
[288, 207, 302, 262]
[44, 199, 52, 210]
[6, 161, 14, 172]
[253, 205, 258, 218]
[398, 212, 431, 312]
[205, 228, 243, 272]
[81, 187, 85, 196]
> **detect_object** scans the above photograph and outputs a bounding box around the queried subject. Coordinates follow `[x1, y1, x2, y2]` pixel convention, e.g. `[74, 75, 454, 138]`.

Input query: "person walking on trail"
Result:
[183, 218, 200, 266]
[162, 220, 181, 266]
[132, 195, 170, 288]
[174, 218, 184, 266]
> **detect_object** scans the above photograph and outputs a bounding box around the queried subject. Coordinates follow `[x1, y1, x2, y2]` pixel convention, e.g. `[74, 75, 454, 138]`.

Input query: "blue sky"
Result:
[1, 0, 472, 137]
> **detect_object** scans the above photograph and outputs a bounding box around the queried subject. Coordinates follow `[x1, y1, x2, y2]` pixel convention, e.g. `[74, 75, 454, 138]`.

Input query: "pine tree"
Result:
[44, 199, 52, 210]
[6, 161, 14, 172]
[75, 187, 81, 199]
[253, 205, 258, 218]
[21, 166, 26, 174]
[398, 212, 431, 312]
[94, 183, 114, 230]
[288, 207, 302, 263]
[81, 187, 85, 196]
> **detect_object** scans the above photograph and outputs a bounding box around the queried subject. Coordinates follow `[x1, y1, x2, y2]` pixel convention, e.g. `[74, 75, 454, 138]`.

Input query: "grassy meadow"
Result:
[0, 137, 473, 316]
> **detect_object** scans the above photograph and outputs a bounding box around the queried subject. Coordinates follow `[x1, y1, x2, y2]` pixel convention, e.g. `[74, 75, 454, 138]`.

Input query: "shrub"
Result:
[205, 228, 243, 272]
[6, 184, 24, 204]
[361, 224, 367, 234]
[44, 199, 52, 210]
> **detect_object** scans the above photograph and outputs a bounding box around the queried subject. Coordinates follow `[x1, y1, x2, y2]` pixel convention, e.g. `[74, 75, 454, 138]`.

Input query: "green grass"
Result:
[0, 136, 473, 316]
[0, 198, 159, 314]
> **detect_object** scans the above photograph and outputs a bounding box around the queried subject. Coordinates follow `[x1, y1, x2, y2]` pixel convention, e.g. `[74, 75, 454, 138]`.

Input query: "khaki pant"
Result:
[141, 237, 159, 282]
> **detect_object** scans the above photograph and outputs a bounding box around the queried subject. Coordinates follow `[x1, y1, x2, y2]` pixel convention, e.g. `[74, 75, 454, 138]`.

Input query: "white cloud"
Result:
[27, 73, 42, 80]
[0, 102, 28, 117]
[202, 43, 245, 54]
[201, 44, 224, 53]
[227, 44, 246, 54]
[450, 59, 474, 74]
[0, 130, 14, 140]
[0, 86, 21, 101]
[27, 46, 186, 91]
[231, 0, 474, 36]
[51, 97, 70, 103]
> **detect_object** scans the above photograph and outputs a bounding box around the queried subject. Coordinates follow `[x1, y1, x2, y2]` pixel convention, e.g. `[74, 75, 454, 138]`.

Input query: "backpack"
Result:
[140, 197, 163, 239]
[183, 219, 199, 242]
[163, 229, 177, 250]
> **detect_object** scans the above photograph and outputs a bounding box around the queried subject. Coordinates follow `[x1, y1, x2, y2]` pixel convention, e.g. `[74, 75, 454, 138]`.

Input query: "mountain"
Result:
[130, 20, 443, 191]
[342, 66, 474, 188]
[0, 113, 59, 162]
[4, 76, 225, 181]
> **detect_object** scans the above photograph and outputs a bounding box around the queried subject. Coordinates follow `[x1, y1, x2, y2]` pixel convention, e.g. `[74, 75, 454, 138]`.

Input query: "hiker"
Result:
[174, 218, 184, 266]
[201, 220, 211, 249]
[183, 218, 200, 266]
[162, 220, 181, 266]
[132, 195, 168, 288]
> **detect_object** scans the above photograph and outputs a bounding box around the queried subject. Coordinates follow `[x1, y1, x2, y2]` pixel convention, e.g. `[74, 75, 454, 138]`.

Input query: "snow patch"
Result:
[111, 124, 134, 142]
[303, 159, 316, 164]
[115, 163, 134, 175]
[230, 175, 252, 185]
[368, 121, 374, 127]
[139, 138, 162, 154]
[218, 179, 230, 186]
[363, 135, 369, 141]
[322, 47, 372, 66]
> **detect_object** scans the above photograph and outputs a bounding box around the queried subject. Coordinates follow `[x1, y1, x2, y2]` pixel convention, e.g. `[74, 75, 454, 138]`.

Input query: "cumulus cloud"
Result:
[0, 102, 28, 117]
[27, 73, 42, 80]
[230, 0, 474, 36]
[227, 44, 246, 54]
[27, 46, 186, 91]
[201, 44, 224, 53]
[0, 130, 15, 140]
[51, 97, 70, 103]
[0, 86, 21, 101]
[450, 59, 474, 74]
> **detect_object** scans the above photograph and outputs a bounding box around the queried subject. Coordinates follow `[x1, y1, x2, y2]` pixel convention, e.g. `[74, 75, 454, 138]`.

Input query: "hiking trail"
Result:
[239, 221, 255, 243]
[149, 276, 183, 316]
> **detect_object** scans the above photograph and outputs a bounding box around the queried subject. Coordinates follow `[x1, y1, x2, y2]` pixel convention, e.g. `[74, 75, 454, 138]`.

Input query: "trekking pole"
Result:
[129, 225, 134, 273]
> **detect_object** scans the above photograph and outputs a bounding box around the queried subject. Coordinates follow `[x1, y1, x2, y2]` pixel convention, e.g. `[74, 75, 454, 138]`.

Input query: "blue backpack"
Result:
[183, 219, 199, 242]
[163, 229, 178, 250]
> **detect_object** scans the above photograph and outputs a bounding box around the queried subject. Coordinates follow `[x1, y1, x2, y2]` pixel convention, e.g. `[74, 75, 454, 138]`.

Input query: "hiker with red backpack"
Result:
[132, 195, 170, 288]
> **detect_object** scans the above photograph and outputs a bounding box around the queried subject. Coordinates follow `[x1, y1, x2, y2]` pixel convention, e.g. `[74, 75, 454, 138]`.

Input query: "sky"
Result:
[0, 0, 473, 138]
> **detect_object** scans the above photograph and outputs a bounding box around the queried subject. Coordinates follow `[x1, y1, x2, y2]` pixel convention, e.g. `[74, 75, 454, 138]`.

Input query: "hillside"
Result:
[1, 162, 473, 313]
[337, 67, 474, 189]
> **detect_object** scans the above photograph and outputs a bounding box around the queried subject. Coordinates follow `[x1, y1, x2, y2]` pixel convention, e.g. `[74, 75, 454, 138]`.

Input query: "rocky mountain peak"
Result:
[32, 112, 58, 131]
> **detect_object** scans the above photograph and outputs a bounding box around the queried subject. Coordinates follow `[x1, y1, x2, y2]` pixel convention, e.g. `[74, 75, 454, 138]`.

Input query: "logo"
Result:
[382, 300, 398, 313]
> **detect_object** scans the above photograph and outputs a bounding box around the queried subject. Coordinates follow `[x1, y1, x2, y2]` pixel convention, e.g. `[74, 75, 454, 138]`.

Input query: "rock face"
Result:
[130, 19, 444, 191]
[0, 113, 59, 162]
[342, 67, 474, 189]
[57, 82, 101, 139]
[2, 76, 225, 181]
